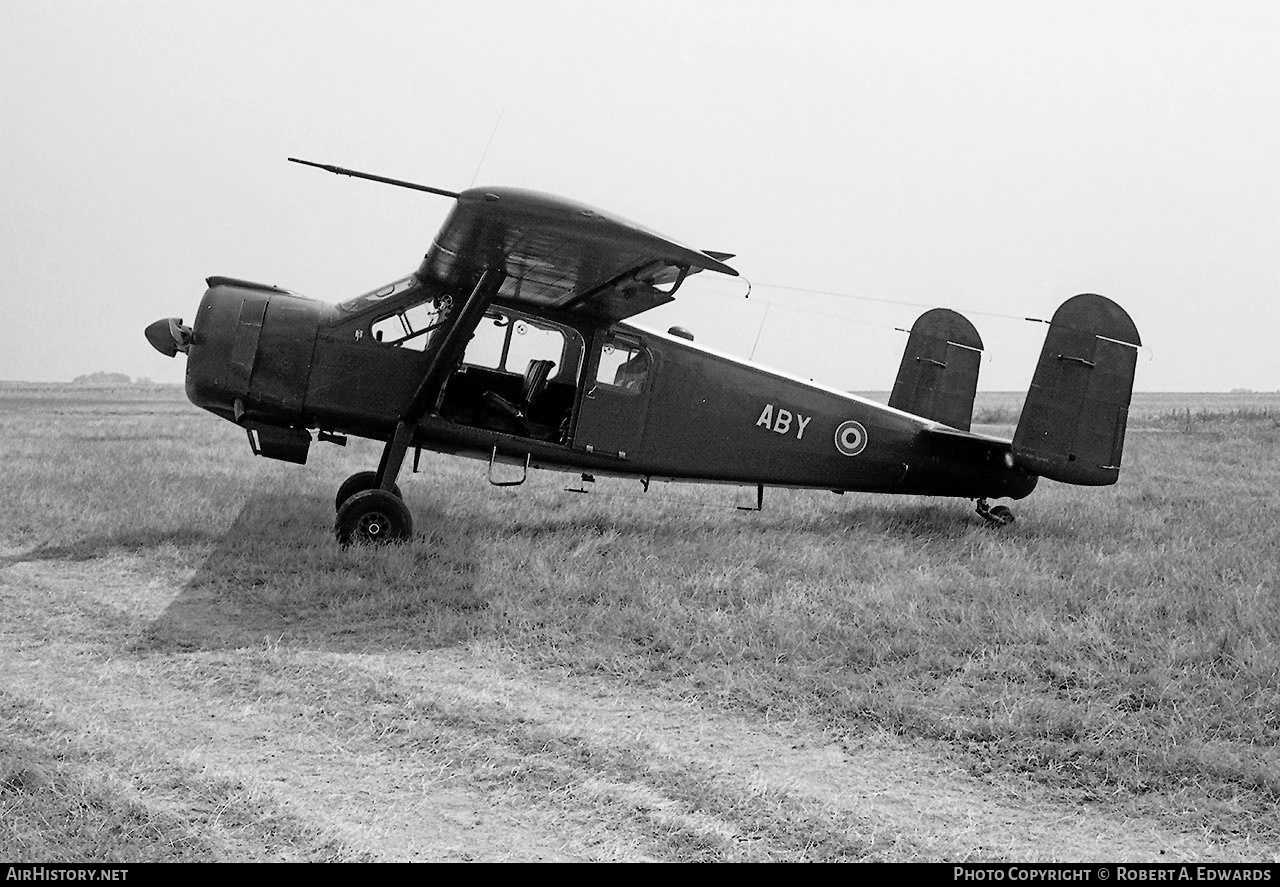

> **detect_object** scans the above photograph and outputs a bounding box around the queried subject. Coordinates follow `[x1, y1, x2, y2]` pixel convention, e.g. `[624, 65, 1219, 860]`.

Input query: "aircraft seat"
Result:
[480, 359, 556, 436]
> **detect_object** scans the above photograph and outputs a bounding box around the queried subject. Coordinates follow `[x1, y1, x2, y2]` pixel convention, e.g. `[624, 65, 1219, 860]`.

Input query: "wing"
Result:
[416, 187, 738, 323]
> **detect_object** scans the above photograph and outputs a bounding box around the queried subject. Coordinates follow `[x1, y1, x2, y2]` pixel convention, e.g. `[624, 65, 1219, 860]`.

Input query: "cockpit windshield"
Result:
[336, 276, 419, 314]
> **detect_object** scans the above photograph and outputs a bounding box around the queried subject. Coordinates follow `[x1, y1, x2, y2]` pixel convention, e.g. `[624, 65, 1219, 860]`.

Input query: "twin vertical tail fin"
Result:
[889, 308, 984, 431]
[1013, 294, 1141, 486]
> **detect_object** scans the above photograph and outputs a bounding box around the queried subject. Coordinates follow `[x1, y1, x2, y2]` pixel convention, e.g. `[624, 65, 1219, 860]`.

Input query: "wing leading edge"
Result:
[417, 187, 738, 323]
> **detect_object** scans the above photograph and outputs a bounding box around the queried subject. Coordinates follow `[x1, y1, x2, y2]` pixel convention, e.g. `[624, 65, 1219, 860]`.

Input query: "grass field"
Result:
[1, 384, 1277, 861]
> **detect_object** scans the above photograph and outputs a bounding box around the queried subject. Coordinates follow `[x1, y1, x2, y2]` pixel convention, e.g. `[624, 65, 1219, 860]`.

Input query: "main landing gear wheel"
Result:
[975, 498, 1015, 526]
[336, 489, 413, 545]
[335, 471, 402, 512]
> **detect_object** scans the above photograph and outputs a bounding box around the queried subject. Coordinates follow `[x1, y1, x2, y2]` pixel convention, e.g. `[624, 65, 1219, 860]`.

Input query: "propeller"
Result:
[145, 317, 193, 357]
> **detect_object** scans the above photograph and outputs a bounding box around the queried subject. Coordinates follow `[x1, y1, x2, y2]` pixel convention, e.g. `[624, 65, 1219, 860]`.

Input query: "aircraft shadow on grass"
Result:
[136, 489, 1044, 654]
[137, 492, 482, 655]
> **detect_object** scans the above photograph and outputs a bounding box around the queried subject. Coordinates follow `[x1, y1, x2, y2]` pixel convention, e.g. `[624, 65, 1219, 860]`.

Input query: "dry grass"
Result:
[2, 383, 1278, 860]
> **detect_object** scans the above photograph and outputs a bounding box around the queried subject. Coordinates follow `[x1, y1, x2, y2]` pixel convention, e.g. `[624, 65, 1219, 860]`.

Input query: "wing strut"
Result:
[373, 267, 507, 491]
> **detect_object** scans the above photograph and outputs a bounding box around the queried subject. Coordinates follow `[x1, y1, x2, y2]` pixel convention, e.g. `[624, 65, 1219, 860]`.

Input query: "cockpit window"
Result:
[370, 296, 451, 352]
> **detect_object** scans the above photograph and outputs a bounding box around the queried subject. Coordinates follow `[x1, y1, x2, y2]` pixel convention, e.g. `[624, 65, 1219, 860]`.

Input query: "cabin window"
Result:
[462, 309, 579, 381]
[507, 320, 567, 378]
[463, 314, 509, 368]
[595, 334, 649, 393]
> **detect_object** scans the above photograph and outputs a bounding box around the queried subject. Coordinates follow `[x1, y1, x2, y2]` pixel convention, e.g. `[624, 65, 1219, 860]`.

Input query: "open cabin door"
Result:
[438, 307, 584, 444]
[572, 330, 653, 460]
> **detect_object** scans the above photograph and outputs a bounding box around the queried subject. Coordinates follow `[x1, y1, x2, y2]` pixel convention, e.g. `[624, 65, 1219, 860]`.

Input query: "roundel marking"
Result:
[834, 420, 868, 456]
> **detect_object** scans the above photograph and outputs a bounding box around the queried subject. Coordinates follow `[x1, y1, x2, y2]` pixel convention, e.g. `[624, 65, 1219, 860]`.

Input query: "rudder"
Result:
[889, 308, 983, 431]
[1013, 293, 1141, 486]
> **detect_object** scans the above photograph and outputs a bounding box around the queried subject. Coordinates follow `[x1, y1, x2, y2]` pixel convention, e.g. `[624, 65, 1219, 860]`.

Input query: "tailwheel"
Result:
[336, 489, 413, 545]
[975, 498, 1015, 526]
[988, 505, 1014, 526]
[335, 471, 402, 512]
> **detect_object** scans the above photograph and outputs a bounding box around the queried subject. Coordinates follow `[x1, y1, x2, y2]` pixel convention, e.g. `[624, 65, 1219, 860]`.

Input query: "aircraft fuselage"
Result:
[180, 276, 1036, 503]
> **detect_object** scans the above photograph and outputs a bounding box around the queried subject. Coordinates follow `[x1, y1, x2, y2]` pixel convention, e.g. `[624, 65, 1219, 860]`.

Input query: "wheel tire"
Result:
[335, 489, 413, 545]
[988, 505, 1015, 526]
[335, 471, 402, 512]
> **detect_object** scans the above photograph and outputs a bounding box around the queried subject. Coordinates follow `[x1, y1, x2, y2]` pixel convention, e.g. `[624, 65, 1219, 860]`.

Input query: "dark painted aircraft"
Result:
[146, 158, 1142, 544]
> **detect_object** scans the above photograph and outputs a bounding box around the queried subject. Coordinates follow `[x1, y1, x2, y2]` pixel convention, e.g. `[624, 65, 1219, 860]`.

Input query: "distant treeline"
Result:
[70, 372, 149, 385]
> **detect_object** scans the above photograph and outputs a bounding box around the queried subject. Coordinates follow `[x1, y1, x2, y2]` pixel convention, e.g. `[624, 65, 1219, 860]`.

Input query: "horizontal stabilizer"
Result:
[1013, 293, 1140, 485]
[888, 308, 983, 431]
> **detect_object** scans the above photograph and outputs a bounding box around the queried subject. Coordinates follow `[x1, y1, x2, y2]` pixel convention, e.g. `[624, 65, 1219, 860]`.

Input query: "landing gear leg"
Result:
[374, 421, 414, 493]
[975, 498, 1015, 526]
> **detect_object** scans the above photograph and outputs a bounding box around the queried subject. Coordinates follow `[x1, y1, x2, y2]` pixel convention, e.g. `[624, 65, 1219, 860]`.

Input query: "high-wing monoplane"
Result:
[146, 158, 1141, 544]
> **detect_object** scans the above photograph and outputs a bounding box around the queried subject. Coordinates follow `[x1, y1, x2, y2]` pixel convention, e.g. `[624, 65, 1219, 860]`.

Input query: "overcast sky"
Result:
[1, 0, 1275, 391]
